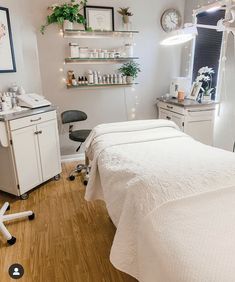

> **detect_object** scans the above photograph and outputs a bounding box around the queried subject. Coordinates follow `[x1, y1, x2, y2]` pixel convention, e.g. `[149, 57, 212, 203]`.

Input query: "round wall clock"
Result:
[161, 9, 182, 33]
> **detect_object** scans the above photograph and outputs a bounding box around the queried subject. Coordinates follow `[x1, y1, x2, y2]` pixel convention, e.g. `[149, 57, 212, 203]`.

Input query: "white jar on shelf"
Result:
[109, 51, 115, 58]
[99, 50, 104, 58]
[69, 43, 79, 58]
[79, 47, 89, 58]
[103, 50, 109, 58]
[124, 44, 134, 58]
[93, 49, 99, 58]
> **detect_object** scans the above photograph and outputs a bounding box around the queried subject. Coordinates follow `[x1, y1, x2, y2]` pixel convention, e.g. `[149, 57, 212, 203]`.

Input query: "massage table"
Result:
[85, 119, 235, 282]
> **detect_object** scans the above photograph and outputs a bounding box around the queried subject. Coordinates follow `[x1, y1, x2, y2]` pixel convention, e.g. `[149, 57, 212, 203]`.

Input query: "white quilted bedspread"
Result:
[85, 120, 235, 282]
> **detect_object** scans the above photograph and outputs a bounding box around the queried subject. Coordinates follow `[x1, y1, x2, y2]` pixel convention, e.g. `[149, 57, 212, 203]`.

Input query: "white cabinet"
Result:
[157, 100, 216, 145]
[11, 125, 42, 194]
[37, 119, 61, 181]
[0, 109, 61, 197]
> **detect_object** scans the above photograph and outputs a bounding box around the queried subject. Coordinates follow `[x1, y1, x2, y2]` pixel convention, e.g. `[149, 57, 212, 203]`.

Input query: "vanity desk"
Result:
[156, 98, 218, 146]
[0, 106, 61, 199]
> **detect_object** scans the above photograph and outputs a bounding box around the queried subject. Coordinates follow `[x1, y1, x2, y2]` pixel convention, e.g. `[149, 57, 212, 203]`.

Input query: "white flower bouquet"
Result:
[195, 66, 215, 101]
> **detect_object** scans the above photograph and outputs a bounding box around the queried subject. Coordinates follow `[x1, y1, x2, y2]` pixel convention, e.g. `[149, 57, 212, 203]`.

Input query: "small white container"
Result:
[93, 49, 99, 58]
[1, 101, 8, 112]
[125, 44, 134, 58]
[103, 50, 108, 59]
[79, 47, 89, 58]
[98, 51, 104, 59]
[69, 43, 79, 58]
[89, 52, 94, 59]
[109, 51, 115, 58]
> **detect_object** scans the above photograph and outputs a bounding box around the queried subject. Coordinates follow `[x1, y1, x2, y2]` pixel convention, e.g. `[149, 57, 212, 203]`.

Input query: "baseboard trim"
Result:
[61, 153, 85, 163]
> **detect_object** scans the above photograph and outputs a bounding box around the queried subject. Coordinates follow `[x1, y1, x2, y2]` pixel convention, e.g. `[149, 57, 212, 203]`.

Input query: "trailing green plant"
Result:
[40, 0, 88, 34]
[117, 7, 133, 16]
[119, 61, 141, 79]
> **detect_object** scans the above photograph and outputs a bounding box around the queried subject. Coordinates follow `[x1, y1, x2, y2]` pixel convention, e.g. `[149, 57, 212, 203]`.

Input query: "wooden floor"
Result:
[0, 162, 137, 282]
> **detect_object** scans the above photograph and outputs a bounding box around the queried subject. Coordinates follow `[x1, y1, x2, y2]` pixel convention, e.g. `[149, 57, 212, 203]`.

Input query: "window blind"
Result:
[192, 10, 225, 100]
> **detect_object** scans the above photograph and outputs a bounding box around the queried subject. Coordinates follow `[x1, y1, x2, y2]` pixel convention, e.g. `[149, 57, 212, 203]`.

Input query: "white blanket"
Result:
[85, 120, 235, 282]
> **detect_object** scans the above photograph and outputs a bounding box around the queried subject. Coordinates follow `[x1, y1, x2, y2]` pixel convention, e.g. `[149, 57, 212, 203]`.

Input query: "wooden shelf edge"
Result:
[66, 83, 138, 89]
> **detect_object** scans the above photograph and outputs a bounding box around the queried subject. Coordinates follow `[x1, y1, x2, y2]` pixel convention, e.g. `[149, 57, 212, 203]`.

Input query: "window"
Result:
[192, 10, 225, 100]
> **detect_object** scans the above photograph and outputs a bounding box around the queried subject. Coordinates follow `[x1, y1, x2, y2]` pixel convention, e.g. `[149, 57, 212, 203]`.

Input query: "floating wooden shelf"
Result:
[63, 29, 139, 39]
[64, 57, 139, 65]
[67, 83, 138, 89]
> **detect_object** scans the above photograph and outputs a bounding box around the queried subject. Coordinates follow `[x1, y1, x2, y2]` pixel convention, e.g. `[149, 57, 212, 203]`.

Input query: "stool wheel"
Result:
[20, 193, 29, 200]
[54, 174, 61, 181]
[83, 180, 88, 186]
[69, 175, 75, 181]
[28, 213, 35, 220]
[7, 236, 16, 246]
[6, 205, 10, 211]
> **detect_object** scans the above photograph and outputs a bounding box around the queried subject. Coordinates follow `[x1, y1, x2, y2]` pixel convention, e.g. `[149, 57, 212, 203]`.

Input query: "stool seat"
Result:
[69, 129, 91, 143]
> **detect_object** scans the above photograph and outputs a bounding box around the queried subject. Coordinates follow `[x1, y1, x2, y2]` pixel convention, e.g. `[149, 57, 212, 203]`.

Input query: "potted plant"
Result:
[119, 61, 141, 84]
[118, 7, 133, 24]
[195, 66, 215, 101]
[40, 0, 87, 34]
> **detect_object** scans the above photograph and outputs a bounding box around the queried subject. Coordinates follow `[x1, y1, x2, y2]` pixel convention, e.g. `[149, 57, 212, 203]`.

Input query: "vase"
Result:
[126, 76, 134, 84]
[63, 20, 73, 31]
[203, 95, 211, 102]
[73, 22, 85, 31]
[123, 15, 130, 24]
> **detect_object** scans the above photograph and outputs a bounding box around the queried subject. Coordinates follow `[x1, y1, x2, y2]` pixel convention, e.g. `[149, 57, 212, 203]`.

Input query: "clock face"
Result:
[161, 9, 182, 33]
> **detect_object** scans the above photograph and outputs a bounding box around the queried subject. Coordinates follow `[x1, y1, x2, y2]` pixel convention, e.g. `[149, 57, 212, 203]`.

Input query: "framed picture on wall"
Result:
[0, 7, 16, 73]
[84, 6, 114, 31]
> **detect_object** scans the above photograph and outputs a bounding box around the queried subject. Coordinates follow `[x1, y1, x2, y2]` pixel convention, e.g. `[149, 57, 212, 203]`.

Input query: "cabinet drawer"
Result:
[159, 109, 184, 130]
[158, 102, 184, 115]
[186, 108, 215, 120]
[9, 110, 57, 131]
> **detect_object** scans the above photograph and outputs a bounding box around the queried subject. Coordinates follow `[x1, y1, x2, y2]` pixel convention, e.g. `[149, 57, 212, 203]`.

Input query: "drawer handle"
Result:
[30, 117, 42, 122]
[34, 130, 42, 135]
[166, 116, 171, 120]
[167, 105, 173, 109]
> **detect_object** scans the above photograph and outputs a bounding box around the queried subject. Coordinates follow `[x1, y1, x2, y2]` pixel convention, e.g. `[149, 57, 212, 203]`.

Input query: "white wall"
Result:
[0, 0, 42, 94]
[183, 0, 235, 152]
[1, 0, 185, 156]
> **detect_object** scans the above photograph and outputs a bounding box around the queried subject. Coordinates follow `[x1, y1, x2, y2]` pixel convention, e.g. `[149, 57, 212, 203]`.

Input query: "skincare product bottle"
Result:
[98, 75, 102, 84]
[72, 74, 77, 86]
[88, 70, 94, 84]
[118, 74, 123, 84]
[93, 72, 98, 84]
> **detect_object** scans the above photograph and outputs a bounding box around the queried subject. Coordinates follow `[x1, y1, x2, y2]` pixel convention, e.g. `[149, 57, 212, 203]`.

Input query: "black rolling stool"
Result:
[61, 110, 91, 184]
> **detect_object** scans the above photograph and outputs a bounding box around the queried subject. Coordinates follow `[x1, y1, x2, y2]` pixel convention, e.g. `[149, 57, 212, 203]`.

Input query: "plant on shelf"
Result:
[195, 66, 215, 101]
[118, 7, 133, 24]
[119, 61, 141, 83]
[40, 0, 88, 34]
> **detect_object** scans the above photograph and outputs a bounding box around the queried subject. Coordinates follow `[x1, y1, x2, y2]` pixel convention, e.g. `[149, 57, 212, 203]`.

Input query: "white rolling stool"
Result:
[0, 202, 35, 245]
